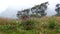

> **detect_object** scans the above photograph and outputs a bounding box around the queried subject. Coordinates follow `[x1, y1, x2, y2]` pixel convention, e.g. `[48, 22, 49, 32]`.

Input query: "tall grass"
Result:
[0, 16, 60, 34]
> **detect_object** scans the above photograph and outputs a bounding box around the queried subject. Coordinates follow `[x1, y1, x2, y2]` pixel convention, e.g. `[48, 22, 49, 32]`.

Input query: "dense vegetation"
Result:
[0, 16, 60, 34]
[0, 1, 60, 34]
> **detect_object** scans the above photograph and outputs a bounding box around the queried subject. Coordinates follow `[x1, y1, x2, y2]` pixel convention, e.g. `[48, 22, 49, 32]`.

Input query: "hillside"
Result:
[0, 16, 60, 34]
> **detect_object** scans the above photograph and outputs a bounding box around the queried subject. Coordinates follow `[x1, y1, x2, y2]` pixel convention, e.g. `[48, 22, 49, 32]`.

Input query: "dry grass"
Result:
[0, 17, 16, 25]
[0, 16, 60, 34]
[29, 16, 60, 34]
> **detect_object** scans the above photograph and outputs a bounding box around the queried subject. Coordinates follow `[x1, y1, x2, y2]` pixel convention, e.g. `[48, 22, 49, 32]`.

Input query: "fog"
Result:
[0, 0, 60, 18]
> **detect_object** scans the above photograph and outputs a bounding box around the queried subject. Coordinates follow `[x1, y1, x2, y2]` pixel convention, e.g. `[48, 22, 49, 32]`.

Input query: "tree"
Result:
[22, 9, 30, 16]
[55, 4, 60, 16]
[38, 2, 48, 17]
[17, 11, 22, 18]
[17, 2, 49, 18]
[31, 2, 49, 17]
[17, 9, 30, 18]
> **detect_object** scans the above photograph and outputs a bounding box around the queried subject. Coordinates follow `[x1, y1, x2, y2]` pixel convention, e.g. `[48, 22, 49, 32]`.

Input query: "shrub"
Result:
[21, 20, 35, 30]
[48, 19, 55, 29]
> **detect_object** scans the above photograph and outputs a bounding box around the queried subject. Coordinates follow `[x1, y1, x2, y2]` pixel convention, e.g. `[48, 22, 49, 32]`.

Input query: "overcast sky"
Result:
[0, 0, 60, 15]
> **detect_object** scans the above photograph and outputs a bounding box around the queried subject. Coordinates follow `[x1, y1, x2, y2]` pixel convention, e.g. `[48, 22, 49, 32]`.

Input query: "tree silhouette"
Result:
[17, 11, 22, 18]
[17, 9, 31, 22]
[55, 4, 60, 16]
[22, 9, 30, 16]
[31, 2, 49, 17]
[17, 2, 49, 18]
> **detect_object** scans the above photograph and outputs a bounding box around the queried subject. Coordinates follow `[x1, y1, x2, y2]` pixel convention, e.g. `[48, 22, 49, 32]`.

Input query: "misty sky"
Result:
[0, 0, 60, 16]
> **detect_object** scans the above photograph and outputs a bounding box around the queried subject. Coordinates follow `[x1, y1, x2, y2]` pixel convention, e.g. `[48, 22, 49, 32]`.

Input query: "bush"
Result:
[48, 19, 55, 29]
[21, 20, 35, 30]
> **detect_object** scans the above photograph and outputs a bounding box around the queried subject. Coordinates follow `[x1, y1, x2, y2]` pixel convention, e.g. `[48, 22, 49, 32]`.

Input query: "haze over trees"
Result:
[17, 2, 49, 18]
[1, 1, 60, 34]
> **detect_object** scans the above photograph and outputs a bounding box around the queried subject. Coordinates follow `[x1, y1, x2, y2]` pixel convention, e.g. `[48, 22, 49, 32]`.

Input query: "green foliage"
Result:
[48, 19, 55, 29]
[1, 16, 60, 34]
[55, 28, 60, 33]
[21, 20, 35, 30]
[0, 25, 17, 31]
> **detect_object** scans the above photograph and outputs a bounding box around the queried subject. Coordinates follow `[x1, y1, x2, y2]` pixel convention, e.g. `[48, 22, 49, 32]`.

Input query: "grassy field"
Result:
[0, 16, 60, 34]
